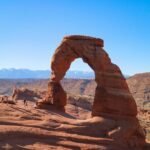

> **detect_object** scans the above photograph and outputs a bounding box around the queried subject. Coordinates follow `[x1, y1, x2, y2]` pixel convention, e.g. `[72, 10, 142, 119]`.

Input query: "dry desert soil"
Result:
[0, 73, 150, 149]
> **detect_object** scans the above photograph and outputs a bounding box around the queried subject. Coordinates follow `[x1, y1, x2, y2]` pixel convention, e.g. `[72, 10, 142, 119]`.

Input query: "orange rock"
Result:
[45, 81, 67, 110]
[12, 88, 43, 101]
[48, 35, 137, 116]
[44, 35, 146, 148]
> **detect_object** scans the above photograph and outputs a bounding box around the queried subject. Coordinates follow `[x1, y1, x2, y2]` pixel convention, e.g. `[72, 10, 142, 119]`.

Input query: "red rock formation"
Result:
[45, 81, 66, 111]
[43, 35, 145, 149]
[12, 88, 43, 101]
[47, 35, 137, 116]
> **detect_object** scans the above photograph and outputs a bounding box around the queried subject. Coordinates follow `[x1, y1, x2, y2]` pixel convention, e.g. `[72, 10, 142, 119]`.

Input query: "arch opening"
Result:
[61, 58, 96, 119]
[67, 58, 94, 73]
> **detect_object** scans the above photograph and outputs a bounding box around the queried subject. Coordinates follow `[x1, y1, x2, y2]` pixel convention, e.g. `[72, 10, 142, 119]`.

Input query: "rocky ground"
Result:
[0, 73, 150, 149]
[0, 96, 149, 150]
[0, 98, 131, 150]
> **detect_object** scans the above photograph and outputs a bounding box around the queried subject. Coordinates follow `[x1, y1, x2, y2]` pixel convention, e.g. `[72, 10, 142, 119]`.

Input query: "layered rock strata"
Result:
[40, 35, 146, 149]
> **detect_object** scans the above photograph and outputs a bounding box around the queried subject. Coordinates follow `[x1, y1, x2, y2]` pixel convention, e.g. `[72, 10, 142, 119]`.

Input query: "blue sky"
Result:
[0, 0, 150, 75]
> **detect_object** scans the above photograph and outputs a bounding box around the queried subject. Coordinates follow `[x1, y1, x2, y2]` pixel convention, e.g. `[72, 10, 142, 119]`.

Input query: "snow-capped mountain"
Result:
[0, 68, 94, 79]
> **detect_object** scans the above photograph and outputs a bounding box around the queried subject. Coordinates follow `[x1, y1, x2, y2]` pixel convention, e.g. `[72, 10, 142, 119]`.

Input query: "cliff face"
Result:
[127, 73, 150, 142]
[127, 73, 150, 110]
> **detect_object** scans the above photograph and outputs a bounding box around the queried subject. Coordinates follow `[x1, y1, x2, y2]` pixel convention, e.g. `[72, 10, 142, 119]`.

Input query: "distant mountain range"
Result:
[0, 68, 130, 79]
[0, 68, 95, 79]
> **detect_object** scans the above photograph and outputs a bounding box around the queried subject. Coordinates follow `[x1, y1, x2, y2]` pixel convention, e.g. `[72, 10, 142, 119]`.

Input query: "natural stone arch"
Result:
[36, 35, 146, 148]
[45, 35, 137, 117]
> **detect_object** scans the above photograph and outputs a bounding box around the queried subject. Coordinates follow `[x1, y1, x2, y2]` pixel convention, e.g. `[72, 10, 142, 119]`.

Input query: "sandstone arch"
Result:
[39, 35, 146, 148]
[46, 35, 137, 117]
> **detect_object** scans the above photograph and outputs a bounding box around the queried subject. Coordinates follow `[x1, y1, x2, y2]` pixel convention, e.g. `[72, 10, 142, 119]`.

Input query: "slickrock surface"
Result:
[0, 100, 149, 150]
